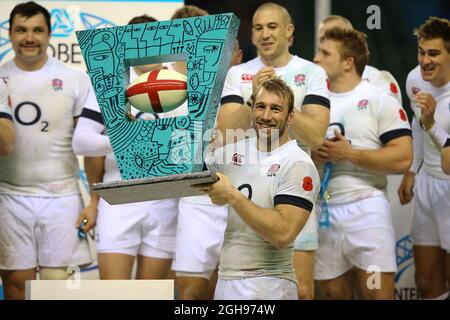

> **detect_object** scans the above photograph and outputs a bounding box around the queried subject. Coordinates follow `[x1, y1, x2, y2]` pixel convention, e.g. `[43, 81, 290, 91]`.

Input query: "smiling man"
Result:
[217, 2, 330, 300]
[197, 78, 319, 300]
[313, 27, 412, 300]
[0, 1, 94, 299]
[317, 15, 403, 105]
[398, 17, 450, 300]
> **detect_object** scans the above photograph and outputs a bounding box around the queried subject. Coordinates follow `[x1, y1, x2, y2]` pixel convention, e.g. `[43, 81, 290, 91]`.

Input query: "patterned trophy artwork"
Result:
[76, 14, 240, 180]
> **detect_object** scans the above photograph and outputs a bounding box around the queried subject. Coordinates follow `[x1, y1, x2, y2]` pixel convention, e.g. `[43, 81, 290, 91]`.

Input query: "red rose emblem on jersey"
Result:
[302, 176, 313, 191]
[399, 109, 407, 122]
[294, 73, 306, 86]
[390, 83, 398, 94]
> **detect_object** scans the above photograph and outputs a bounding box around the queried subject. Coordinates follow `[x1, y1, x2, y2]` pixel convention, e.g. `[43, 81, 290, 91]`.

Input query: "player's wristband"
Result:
[426, 122, 449, 150]
[245, 95, 255, 108]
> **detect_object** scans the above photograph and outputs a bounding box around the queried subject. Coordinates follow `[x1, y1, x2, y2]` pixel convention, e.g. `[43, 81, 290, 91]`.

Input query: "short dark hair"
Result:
[255, 78, 294, 113]
[414, 17, 450, 53]
[128, 15, 157, 25]
[9, 1, 51, 34]
[320, 27, 369, 77]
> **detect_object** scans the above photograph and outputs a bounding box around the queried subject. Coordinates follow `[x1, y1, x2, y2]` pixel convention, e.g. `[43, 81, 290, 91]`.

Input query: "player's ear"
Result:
[287, 110, 294, 126]
[286, 23, 294, 38]
[344, 56, 354, 72]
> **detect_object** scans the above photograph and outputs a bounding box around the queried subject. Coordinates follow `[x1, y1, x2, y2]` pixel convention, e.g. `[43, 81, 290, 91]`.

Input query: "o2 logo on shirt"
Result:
[14, 102, 49, 132]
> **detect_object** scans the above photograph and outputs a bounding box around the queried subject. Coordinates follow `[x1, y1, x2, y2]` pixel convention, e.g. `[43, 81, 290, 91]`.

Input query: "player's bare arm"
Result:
[216, 67, 277, 144]
[398, 171, 416, 205]
[317, 130, 412, 174]
[76, 156, 105, 233]
[442, 145, 450, 175]
[0, 118, 15, 156]
[290, 104, 329, 151]
[196, 172, 310, 249]
[397, 117, 424, 205]
[216, 102, 252, 143]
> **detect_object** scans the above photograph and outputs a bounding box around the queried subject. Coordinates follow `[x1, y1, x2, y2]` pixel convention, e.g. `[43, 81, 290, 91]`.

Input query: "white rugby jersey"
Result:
[75, 99, 120, 182]
[220, 55, 330, 152]
[321, 81, 411, 204]
[362, 65, 402, 104]
[406, 65, 450, 180]
[361, 65, 402, 104]
[208, 137, 320, 282]
[0, 57, 93, 196]
[0, 81, 11, 119]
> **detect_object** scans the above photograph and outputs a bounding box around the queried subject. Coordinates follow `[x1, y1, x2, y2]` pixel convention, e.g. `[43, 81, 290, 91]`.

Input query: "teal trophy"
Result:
[76, 14, 240, 204]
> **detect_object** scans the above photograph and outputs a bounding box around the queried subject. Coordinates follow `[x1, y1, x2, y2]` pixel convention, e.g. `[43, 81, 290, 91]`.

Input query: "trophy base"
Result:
[93, 171, 218, 205]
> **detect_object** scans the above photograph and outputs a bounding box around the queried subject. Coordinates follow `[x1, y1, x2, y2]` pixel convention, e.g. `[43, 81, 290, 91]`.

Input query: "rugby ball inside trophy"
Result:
[126, 69, 187, 113]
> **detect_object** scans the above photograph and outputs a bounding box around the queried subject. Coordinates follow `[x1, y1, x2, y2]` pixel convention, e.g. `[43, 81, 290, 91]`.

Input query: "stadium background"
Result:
[1, 0, 446, 300]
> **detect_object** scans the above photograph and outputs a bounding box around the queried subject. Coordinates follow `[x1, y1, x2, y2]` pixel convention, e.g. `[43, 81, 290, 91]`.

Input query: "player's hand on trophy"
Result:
[193, 172, 235, 205]
[415, 92, 436, 130]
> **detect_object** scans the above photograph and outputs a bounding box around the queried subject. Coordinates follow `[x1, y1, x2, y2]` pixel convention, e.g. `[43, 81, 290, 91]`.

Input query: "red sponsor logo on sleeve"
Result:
[302, 176, 313, 191]
[399, 109, 407, 122]
[390, 83, 398, 94]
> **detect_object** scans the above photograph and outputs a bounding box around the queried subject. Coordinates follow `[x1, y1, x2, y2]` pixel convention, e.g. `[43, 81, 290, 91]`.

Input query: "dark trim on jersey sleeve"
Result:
[135, 111, 144, 119]
[0, 112, 12, 121]
[81, 108, 103, 125]
[444, 138, 450, 148]
[274, 194, 313, 212]
[380, 128, 412, 145]
[220, 95, 244, 105]
[416, 160, 423, 174]
[303, 94, 330, 109]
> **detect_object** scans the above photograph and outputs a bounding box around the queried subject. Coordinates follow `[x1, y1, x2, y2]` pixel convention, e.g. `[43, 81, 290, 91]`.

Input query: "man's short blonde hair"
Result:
[171, 5, 208, 19]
